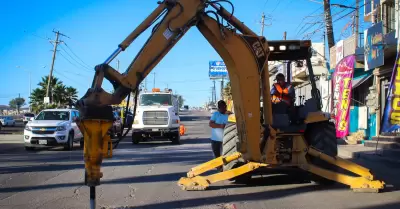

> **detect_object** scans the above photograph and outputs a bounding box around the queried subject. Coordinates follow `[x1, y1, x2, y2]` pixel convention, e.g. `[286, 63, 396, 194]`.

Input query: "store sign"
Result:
[332, 55, 356, 138]
[209, 61, 228, 79]
[381, 54, 400, 133]
[364, 22, 384, 70]
[335, 40, 344, 65]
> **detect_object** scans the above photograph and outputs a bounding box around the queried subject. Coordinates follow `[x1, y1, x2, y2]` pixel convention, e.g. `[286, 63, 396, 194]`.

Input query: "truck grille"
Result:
[142, 111, 169, 125]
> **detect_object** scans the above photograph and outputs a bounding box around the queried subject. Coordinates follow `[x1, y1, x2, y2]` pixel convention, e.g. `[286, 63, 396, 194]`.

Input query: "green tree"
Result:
[9, 97, 26, 113]
[29, 76, 78, 113]
[177, 95, 185, 108]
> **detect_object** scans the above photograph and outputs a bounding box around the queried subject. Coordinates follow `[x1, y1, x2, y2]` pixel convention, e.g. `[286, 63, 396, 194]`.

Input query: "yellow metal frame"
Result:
[178, 133, 385, 192]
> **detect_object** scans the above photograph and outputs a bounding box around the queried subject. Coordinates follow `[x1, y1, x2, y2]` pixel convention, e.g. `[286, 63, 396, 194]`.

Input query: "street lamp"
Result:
[16, 65, 46, 112]
[16, 66, 31, 112]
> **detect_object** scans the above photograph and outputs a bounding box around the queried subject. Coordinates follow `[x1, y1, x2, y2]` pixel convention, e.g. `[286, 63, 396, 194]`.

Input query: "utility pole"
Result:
[323, 0, 335, 50]
[260, 13, 266, 36]
[355, 0, 359, 47]
[46, 30, 67, 104]
[116, 59, 120, 72]
[220, 78, 224, 100]
[283, 31, 287, 81]
[144, 79, 147, 90]
[152, 72, 156, 88]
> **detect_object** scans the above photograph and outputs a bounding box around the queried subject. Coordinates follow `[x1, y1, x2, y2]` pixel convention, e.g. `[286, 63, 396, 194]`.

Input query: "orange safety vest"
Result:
[271, 83, 292, 105]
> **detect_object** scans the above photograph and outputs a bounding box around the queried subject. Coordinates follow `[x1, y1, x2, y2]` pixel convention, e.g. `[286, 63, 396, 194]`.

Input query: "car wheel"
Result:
[25, 146, 35, 151]
[12, 122, 15, 127]
[80, 138, 84, 149]
[64, 133, 74, 151]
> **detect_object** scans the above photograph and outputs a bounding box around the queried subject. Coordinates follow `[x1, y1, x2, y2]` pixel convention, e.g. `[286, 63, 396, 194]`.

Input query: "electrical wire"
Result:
[59, 45, 92, 71]
[58, 51, 93, 73]
[62, 42, 94, 69]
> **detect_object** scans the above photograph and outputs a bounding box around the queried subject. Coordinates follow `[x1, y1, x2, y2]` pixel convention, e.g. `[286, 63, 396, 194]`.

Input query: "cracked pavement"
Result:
[0, 110, 400, 209]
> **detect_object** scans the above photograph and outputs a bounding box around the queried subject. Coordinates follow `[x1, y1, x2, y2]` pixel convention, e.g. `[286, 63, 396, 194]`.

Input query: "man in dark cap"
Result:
[271, 73, 295, 106]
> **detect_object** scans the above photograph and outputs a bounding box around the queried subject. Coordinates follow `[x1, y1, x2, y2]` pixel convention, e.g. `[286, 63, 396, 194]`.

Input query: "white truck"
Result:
[131, 88, 181, 144]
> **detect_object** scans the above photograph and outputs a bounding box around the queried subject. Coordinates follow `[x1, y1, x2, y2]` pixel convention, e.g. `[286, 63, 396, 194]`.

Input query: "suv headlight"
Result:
[25, 126, 32, 131]
[56, 126, 66, 131]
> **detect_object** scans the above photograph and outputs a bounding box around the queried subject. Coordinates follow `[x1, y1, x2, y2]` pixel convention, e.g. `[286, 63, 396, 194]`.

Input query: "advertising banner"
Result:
[364, 21, 384, 71]
[332, 55, 356, 138]
[380, 54, 400, 133]
[209, 61, 228, 79]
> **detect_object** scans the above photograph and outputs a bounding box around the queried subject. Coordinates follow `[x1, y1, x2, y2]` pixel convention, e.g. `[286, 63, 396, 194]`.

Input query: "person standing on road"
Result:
[209, 100, 229, 170]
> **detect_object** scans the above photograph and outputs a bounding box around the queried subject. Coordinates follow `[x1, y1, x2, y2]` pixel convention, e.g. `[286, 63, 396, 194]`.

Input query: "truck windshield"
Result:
[140, 94, 172, 106]
[35, 111, 70, 121]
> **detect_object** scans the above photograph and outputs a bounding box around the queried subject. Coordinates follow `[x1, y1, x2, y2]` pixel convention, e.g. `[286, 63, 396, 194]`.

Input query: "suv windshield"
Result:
[140, 94, 172, 106]
[35, 111, 70, 121]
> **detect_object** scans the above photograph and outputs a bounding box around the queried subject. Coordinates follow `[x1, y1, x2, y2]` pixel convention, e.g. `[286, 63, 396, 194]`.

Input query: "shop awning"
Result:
[352, 74, 373, 89]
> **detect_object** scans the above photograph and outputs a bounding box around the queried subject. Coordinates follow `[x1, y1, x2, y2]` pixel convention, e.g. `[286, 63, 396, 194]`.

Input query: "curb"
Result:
[357, 152, 400, 167]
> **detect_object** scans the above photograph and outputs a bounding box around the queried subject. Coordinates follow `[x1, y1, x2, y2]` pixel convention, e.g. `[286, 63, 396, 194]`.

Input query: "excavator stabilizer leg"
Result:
[178, 152, 267, 191]
[305, 147, 385, 193]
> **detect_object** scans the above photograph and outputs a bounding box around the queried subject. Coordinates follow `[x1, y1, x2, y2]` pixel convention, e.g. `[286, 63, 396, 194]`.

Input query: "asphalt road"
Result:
[0, 111, 400, 209]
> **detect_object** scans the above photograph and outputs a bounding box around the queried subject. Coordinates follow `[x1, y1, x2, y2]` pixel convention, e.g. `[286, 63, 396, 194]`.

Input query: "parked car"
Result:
[109, 111, 123, 139]
[23, 109, 83, 151]
[209, 107, 218, 114]
[123, 111, 133, 128]
[0, 116, 16, 127]
[23, 113, 35, 124]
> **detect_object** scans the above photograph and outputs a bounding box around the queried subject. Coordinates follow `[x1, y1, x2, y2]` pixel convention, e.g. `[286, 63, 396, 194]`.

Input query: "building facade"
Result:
[329, 0, 398, 140]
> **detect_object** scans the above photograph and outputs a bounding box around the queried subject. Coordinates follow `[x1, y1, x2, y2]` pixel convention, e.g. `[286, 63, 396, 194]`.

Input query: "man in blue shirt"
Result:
[209, 100, 229, 170]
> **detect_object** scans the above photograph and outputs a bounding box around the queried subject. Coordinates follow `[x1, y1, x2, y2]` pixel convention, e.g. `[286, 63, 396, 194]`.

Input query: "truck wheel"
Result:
[171, 132, 180, 145]
[222, 123, 252, 183]
[132, 132, 142, 144]
[304, 121, 338, 185]
[64, 133, 74, 151]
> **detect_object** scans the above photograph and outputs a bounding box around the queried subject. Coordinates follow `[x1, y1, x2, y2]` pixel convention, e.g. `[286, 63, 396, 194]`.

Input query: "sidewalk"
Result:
[338, 144, 400, 166]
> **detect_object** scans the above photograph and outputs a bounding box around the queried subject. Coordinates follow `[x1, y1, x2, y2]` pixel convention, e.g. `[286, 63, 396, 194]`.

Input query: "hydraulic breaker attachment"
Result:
[178, 152, 268, 191]
[102, 134, 113, 158]
[77, 106, 114, 209]
[304, 147, 385, 193]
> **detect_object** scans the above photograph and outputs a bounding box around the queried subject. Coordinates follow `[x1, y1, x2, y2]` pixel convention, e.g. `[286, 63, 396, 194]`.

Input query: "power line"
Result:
[59, 44, 92, 71]
[58, 51, 93, 73]
[62, 42, 94, 69]
[54, 69, 88, 88]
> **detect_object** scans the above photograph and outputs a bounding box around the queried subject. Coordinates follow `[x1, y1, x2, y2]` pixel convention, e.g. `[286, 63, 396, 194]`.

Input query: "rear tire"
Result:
[222, 123, 252, 183]
[171, 132, 181, 145]
[304, 121, 338, 185]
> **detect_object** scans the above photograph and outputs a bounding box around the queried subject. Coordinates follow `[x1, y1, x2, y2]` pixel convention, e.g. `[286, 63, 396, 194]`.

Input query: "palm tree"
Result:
[65, 87, 78, 107]
[223, 81, 232, 100]
[29, 76, 79, 112]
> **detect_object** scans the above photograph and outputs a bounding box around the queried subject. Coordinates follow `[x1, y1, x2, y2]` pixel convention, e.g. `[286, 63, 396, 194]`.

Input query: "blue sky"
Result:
[0, 0, 362, 107]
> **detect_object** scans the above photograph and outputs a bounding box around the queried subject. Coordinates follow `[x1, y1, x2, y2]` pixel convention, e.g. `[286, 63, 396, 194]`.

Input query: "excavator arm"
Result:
[76, 1, 271, 208]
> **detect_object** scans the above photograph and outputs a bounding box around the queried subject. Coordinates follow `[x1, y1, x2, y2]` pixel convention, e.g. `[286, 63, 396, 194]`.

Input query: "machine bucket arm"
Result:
[77, 0, 270, 162]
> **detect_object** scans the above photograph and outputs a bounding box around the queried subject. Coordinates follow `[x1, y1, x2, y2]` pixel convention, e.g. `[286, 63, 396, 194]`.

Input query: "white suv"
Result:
[24, 109, 83, 151]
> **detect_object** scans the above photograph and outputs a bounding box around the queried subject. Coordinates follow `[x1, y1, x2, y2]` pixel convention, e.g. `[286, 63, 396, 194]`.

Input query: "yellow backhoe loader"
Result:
[74, 0, 385, 208]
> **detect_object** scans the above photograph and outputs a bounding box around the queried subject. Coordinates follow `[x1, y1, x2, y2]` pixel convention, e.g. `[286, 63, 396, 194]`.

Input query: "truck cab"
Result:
[131, 88, 181, 144]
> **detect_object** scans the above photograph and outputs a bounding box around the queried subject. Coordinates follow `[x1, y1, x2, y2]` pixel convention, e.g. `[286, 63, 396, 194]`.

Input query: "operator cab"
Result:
[267, 40, 324, 131]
